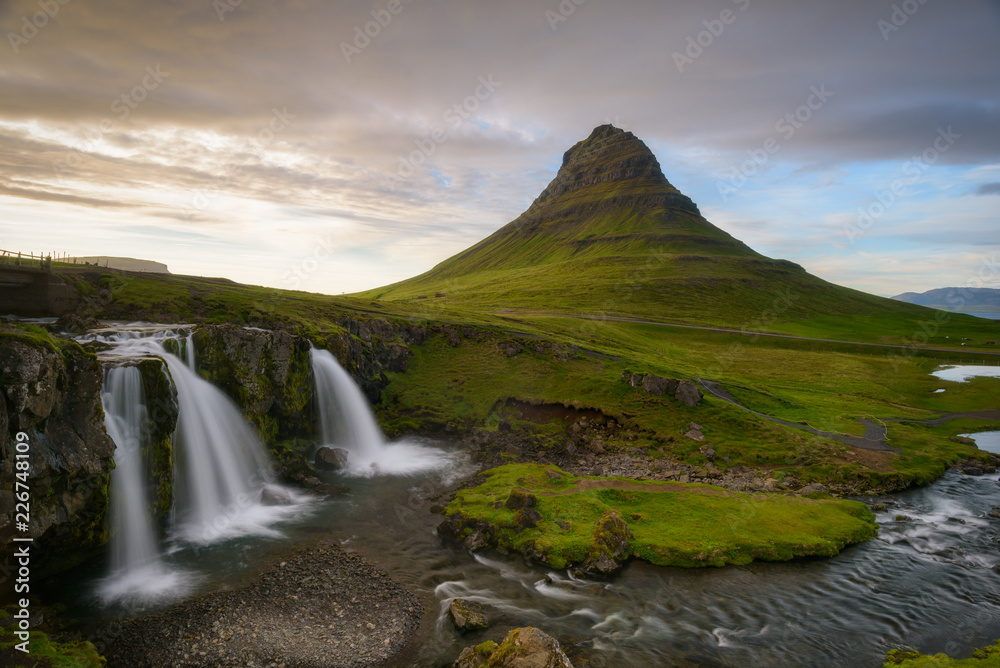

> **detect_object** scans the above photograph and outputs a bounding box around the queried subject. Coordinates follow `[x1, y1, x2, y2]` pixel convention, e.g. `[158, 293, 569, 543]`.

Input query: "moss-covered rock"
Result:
[441, 463, 878, 573]
[448, 598, 490, 632]
[0, 606, 106, 668]
[885, 639, 1000, 666]
[453, 626, 574, 668]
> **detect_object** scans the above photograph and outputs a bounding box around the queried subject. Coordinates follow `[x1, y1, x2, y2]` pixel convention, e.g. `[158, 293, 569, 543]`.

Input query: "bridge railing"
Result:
[0, 249, 51, 271]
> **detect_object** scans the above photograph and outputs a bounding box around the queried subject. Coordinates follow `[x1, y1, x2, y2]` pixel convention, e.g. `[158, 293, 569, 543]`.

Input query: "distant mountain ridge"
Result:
[362, 125, 958, 331]
[892, 287, 1000, 311]
[67, 256, 170, 273]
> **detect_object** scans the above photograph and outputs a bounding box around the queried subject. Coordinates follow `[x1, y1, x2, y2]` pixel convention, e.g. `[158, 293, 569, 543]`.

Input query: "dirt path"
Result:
[697, 379, 897, 452]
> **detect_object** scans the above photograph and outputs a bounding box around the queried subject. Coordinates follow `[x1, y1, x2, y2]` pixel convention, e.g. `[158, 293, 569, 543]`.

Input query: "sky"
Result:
[1, 0, 998, 297]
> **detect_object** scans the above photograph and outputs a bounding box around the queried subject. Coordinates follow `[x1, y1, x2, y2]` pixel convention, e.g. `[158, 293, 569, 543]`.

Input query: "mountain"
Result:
[363, 125, 946, 330]
[893, 287, 1000, 312]
[67, 256, 170, 273]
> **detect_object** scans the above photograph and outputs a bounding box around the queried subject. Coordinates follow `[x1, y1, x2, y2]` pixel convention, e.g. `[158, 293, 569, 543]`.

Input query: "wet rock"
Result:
[260, 485, 294, 505]
[675, 380, 703, 407]
[454, 626, 574, 668]
[464, 530, 490, 552]
[641, 374, 677, 396]
[449, 598, 490, 632]
[988, 506, 1000, 519]
[870, 503, 888, 512]
[314, 446, 349, 471]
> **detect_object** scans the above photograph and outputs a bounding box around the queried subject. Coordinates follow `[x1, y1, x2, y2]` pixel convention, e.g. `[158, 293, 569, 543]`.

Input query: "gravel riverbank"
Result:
[103, 542, 421, 667]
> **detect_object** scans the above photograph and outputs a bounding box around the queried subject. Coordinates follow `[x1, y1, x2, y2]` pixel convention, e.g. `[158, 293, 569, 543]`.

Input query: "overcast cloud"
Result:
[1, 0, 997, 295]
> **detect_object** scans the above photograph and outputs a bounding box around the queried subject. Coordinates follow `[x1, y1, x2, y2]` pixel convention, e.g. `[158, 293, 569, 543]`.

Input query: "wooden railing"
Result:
[0, 249, 52, 271]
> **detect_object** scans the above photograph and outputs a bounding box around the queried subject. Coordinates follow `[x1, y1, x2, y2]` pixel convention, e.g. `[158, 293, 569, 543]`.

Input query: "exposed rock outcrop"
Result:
[0, 332, 116, 569]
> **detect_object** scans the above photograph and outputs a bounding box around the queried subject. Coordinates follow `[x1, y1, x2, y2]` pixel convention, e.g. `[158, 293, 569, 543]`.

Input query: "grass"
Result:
[444, 463, 877, 569]
[885, 640, 1000, 667]
[0, 608, 105, 668]
[379, 322, 991, 488]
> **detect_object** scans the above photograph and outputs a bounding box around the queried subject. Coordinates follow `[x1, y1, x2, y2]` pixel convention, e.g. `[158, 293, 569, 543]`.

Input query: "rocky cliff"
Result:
[0, 331, 116, 571]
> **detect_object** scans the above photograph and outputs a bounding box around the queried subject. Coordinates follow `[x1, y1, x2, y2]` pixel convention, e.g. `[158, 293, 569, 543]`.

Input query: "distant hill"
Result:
[66, 256, 170, 273]
[361, 125, 946, 332]
[892, 287, 1000, 312]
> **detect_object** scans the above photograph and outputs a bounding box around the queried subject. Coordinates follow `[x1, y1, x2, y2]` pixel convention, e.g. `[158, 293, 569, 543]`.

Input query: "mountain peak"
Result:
[526, 125, 697, 217]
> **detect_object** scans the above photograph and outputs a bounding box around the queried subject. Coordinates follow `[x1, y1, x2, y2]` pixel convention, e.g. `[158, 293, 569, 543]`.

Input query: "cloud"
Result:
[1, 0, 999, 293]
[973, 182, 1000, 196]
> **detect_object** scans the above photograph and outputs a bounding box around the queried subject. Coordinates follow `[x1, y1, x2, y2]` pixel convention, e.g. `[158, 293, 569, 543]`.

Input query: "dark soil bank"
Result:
[103, 543, 421, 667]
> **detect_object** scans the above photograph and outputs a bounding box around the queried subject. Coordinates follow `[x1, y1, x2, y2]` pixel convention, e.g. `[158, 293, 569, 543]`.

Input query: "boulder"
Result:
[685, 429, 705, 442]
[582, 508, 632, 575]
[675, 380, 703, 407]
[628, 373, 644, 388]
[453, 627, 574, 668]
[699, 445, 716, 462]
[641, 374, 677, 396]
[449, 598, 490, 632]
[260, 485, 294, 505]
[314, 446, 349, 471]
[464, 530, 490, 551]
[505, 488, 537, 510]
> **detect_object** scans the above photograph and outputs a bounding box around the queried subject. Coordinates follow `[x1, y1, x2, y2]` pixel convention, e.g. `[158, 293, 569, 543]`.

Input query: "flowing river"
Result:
[53, 452, 998, 668]
[51, 328, 1000, 667]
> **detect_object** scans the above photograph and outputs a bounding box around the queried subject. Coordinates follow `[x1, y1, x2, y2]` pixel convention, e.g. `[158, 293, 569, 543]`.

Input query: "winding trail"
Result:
[697, 379, 897, 452]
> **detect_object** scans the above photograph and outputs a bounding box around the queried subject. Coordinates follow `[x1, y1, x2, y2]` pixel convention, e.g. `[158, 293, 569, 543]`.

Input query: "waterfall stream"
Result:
[310, 347, 452, 476]
[97, 365, 194, 605]
[90, 325, 312, 605]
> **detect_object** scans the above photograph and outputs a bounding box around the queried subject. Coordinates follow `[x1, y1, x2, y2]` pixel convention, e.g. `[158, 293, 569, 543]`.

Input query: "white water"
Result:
[932, 365, 1000, 382]
[97, 365, 194, 605]
[89, 324, 312, 551]
[310, 347, 452, 477]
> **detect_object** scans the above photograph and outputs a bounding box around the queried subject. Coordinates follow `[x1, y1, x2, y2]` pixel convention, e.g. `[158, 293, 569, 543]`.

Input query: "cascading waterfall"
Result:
[97, 365, 192, 605]
[163, 347, 300, 543]
[310, 347, 451, 476]
[92, 325, 312, 605]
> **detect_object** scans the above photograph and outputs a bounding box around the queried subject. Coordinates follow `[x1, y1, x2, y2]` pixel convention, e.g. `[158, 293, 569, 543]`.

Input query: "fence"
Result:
[0, 249, 51, 271]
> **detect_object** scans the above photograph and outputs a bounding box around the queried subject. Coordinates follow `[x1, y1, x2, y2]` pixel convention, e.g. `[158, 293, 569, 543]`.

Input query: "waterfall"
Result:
[310, 347, 451, 476]
[98, 365, 192, 605]
[311, 347, 386, 461]
[184, 332, 196, 370]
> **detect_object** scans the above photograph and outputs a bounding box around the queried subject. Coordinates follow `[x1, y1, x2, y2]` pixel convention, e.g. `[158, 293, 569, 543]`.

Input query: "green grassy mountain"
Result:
[364, 125, 950, 335]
